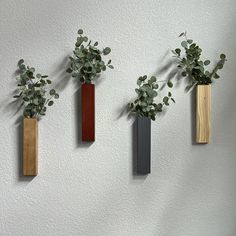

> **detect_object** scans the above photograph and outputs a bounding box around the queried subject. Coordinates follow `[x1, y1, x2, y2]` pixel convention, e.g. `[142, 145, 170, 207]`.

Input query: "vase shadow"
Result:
[190, 88, 200, 145]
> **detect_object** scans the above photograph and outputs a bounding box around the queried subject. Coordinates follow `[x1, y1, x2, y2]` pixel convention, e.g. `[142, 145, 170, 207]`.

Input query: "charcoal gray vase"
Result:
[137, 116, 151, 174]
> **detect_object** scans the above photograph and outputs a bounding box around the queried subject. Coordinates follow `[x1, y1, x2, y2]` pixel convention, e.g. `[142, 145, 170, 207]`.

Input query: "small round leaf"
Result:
[220, 54, 226, 59]
[167, 81, 173, 88]
[181, 41, 188, 48]
[49, 89, 56, 95]
[204, 60, 210, 66]
[187, 39, 193, 44]
[103, 47, 111, 55]
[78, 29, 83, 34]
[48, 101, 54, 106]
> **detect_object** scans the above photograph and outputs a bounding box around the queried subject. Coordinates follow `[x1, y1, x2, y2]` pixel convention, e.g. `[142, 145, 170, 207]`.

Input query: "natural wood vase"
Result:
[196, 85, 211, 143]
[23, 118, 38, 175]
[81, 83, 95, 142]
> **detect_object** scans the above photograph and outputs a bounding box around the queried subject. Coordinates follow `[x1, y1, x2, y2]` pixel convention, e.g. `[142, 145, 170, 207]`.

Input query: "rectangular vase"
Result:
[196, 85, 211, 143]
[23, 118, 38, 176]
[81, 83, 95, 142]
[137, 116, 151, 174]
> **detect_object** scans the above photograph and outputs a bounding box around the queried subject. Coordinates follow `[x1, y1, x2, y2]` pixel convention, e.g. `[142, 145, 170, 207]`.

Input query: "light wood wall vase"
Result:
[23, 118, 38, 175]
[81, 83, 95, 142]
[196, 85, 211, 143]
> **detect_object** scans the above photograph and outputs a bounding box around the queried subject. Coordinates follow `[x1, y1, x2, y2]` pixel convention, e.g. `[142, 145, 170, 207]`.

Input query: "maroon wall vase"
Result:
[81, 83, 95, 142]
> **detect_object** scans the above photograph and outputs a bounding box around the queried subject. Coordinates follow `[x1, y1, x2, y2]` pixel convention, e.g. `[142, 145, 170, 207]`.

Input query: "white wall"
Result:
[1, 0, 236, 235]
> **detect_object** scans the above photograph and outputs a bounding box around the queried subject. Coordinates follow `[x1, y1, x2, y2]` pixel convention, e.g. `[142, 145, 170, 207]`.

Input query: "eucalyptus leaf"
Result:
[204, 60, 210, 66]
[187, 39, 193, 44]
[67, 29, 113, 83]
[13, 60, 59, 118]
[128, 75, 175, 119]
[49, 89, 55, 95]
[174, 32, 227, 86]
[181, 41, 188, 48]
[220, 54, 226, 59]
[167, 81, 173, 88]
[78, 29, 83, 34]
[103, 47, 111, 55]
[48, 101, 54, 106]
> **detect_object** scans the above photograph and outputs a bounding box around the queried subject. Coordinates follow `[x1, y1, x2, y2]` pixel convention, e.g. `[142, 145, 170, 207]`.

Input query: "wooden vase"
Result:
[23, 118, 38, 175]
[136, 116, 151, 174]
[81, 83, 95, 142]
[196, 85, 211, 143]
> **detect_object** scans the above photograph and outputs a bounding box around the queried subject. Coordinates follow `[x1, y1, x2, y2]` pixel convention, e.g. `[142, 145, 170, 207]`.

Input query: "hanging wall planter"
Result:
[136, 116, 151, 174]
[172, 32, 227, 144]
[129, 75, 175, 174]
[23, 118, 38, 175]
[13, 59, 59, 176]
[81, 83, 95, 141]
[67, 29, 113, 142]
[196, 85, 211, 143]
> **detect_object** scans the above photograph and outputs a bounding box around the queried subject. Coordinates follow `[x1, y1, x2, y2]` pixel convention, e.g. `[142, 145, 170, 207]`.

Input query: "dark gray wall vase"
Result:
[136, 116, 151, 174]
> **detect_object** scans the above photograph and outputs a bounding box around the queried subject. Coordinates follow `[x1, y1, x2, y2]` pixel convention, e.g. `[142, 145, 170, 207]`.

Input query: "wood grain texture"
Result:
[196, 85, 211, 143]
[23, 118, 38, 175]
[82, 83, 95, 142]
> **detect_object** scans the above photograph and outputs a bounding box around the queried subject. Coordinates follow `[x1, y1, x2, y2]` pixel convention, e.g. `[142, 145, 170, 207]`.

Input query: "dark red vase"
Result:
[81, 83, 95, 142]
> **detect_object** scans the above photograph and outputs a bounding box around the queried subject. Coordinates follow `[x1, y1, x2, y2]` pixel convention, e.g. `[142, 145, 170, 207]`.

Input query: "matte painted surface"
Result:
[82, 83, 95, 142]
[137, 117, 151, 174]
[1, 0, 236, 235]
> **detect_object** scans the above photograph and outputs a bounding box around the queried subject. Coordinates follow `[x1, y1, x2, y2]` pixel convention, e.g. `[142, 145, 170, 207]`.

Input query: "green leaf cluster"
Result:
[172, 32, 227, 86]
[128, 75, 175, 120]
[13, 59, 59, 118]
[66, 29, 113, 84]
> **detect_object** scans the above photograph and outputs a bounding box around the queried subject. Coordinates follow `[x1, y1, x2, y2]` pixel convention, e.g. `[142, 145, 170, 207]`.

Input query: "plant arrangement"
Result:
[128, 75, 175, 120]
[66, 29, 114, 83]
[172, 32, 227, 87]
[13, 59, 59, 119]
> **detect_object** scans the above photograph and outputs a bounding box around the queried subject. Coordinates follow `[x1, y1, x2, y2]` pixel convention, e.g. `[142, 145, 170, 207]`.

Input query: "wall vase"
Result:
[81, 83, 95, 142]
[136, 116, 151, 174]
[196, 84, 211, 143]
[23, 118, 38, 176]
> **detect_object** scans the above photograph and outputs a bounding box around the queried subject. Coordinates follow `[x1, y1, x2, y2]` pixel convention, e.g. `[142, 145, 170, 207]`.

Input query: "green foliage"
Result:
[128, 75, 175, 120]
[13, 59, 59, 118]
[66, 29, 113, 84]
[172, 32, 227, 86]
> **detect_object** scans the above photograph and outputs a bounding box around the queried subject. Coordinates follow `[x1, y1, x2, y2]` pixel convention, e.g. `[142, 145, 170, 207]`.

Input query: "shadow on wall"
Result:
[190, 89, 197, 145]
[52, 55, 72, 91]
[155, 50, 201, 145]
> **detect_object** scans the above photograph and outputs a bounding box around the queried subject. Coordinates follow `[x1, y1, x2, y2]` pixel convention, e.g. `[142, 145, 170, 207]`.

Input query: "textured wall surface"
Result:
[1, 0, 236, 235]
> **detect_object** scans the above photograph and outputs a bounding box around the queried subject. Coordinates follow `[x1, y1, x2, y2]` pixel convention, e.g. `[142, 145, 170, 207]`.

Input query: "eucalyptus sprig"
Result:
[128, 75, 175, 120]
[13, 59, 59, 119]
[66, 29, 113, 84]
[172, 32, 227, 86]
